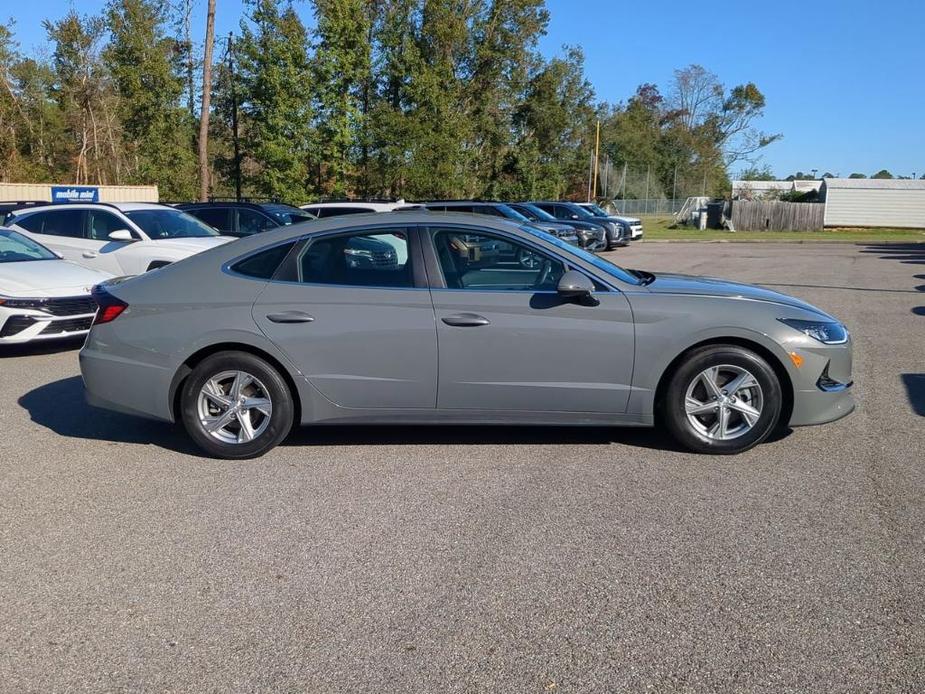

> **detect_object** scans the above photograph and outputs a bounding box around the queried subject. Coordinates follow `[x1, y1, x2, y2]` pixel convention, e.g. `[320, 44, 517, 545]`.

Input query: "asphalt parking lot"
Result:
[2, 241, 924, 692]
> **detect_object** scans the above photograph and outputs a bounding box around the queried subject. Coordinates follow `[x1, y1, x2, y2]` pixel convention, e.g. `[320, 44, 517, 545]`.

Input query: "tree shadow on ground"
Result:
[858, 243, 925, 265]
[901, 375, 925, 417]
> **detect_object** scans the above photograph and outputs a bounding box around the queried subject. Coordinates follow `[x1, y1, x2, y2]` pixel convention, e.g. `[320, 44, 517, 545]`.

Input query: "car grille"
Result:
[40, 317, 94, 335]
[0, 316, 36, 337]
[1, 296, 97, 316]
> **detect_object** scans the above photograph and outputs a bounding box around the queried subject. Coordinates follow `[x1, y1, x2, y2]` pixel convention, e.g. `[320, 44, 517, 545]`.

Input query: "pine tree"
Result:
[236, 0, 314, 202]
[105, 0, 197, 199]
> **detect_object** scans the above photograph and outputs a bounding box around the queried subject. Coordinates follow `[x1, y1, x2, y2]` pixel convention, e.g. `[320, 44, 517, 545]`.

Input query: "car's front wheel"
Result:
[180, 351, 294, 459]
[662, 345, 782, 454]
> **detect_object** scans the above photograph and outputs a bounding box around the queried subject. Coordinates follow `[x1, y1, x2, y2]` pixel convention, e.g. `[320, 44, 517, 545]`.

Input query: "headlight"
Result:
[778, 318, 848, 345]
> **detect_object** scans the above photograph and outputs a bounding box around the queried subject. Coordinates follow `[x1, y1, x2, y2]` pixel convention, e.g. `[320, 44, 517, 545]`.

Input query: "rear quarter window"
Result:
[230, 242, 297, 280]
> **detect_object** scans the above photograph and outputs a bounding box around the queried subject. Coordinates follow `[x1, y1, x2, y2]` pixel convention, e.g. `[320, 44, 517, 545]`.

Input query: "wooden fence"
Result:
[731, 201, 825, 231]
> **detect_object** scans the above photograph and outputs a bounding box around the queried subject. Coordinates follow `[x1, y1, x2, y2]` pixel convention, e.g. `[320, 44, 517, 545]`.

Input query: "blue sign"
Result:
[51, 186, 99, 203]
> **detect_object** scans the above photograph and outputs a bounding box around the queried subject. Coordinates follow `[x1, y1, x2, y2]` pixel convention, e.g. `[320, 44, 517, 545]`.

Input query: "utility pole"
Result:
[197, 0, 216, 201]
[227, 33, 242, 202]
[586, 153, 593, 202]
[591, 119, 601, 201]
[672, 165, 678, 201]
[644, 164, 650, 215]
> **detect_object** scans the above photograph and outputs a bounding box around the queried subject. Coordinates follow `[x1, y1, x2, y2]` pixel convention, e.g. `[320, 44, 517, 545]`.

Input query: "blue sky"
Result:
[10, 0, 925, 179]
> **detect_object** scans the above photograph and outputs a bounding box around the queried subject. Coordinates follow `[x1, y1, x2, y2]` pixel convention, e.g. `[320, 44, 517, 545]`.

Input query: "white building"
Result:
[820, 178, 925, 229]
[731, 180, 793, 199]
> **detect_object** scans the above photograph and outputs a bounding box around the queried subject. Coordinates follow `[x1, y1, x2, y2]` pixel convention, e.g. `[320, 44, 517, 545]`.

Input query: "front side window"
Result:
[87, 210, 131, 240]
[237, 208, 277, 235]
[0, 230, 58, 262]
[124, 209, 220, 239]
[432, 228, 565, 291]
[296, 230, 411, 288]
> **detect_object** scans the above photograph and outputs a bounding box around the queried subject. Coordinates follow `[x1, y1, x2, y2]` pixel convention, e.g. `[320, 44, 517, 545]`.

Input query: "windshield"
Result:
[261, 204, 315, 225]
[583, 203, 610, 217]
[519, 224, 641, 286]
[0, 229, 58, 263]
[125, 209, 220, 239]
[518, 203, 557, 222]
[495, 204, 531, 223]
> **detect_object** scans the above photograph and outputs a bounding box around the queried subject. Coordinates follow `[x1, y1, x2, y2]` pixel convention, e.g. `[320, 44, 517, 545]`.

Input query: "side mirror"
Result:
[557, 270, 598, 305]
[108, 229, 136, 242]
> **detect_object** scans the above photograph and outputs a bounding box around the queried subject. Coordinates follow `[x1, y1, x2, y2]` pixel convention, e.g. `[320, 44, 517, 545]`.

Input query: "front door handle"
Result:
[82, 251, 98, 258]
[442, 313, 490, 327]
[266, 311, 315, 324]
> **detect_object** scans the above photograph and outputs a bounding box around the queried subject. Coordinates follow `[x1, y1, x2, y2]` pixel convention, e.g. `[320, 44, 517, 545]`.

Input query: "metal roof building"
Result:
[0, 182, 159, 203]
[820, 178, 925, 228]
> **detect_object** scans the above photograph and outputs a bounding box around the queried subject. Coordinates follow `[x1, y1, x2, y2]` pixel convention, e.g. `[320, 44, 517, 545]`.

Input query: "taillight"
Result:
[91, 286, 128, 325]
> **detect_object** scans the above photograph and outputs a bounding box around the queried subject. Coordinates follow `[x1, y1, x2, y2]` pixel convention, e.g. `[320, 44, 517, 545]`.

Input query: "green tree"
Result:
[236, 0, 314, 202]
[311, 0, 371, 196]
[45, 11, 122, 184]
[871, 169, 893, 179]
[739, 164, 775, 180]
[848, 172, 867, 178]
[105, 0, 197, 198]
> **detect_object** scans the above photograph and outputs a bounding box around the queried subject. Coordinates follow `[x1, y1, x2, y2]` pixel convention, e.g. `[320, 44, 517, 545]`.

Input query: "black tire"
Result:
[662, 344, 782, 455]
[180, 351, 294, 459]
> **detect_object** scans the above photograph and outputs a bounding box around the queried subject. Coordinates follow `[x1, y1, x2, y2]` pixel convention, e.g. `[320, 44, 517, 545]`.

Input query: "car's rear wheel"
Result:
[180, 351, 294, 459]
[662, 345, 782, 454]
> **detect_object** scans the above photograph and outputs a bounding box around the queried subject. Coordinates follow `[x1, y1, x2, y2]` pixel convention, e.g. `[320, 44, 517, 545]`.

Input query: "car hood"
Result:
[610, 215, 641, 225]
[643, 272, 833, 318]
[145, 236, 234, 253]
[536, 222, 577, 234]
[0, 260, 113, 297]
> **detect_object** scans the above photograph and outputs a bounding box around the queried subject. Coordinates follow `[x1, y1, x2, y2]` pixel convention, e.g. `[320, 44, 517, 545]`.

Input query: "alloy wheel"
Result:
[197, 370, 273, 445]
[684, 364, 764, 441]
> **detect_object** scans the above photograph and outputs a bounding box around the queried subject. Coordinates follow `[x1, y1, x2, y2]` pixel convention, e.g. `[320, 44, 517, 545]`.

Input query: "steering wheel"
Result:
[535, 259, 555, 288]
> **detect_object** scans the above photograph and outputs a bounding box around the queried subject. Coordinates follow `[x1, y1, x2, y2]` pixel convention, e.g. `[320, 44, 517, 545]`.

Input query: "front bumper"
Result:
[785, 335, 855, 426]
[0, 307, 95, 344]
[630, 225, 644, 239]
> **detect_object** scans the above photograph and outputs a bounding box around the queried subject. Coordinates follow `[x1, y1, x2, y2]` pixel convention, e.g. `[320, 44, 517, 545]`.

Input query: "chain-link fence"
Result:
[608, 199, 687, 216]
[591, 161, 723, 218]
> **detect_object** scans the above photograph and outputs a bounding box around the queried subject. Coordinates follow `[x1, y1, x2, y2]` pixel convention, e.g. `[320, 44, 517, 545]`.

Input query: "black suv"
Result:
[419, 201, 583, 248]
[529, 201, 629, 249]
[176, 201, 315, 237]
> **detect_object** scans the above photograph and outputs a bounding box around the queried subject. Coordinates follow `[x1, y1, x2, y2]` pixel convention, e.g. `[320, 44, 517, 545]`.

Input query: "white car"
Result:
[0, 228, 112, 344]
[577, 202, 644, 239]
[300, 199, 407, 217]
[4, 202, 234, 275]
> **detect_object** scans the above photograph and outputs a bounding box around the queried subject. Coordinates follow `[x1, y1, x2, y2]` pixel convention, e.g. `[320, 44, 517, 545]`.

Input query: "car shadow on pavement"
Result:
[285, 423, 791, 452]
[0, 337, 85, 358]
[19, 377, 793, 456]
[901, 375, 925, 417]
[18, 376, 200, 455]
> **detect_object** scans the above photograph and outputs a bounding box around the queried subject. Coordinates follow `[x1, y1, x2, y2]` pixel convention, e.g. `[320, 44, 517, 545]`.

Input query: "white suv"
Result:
[5, 203, 234, 275]
[300, 200, 406, 217]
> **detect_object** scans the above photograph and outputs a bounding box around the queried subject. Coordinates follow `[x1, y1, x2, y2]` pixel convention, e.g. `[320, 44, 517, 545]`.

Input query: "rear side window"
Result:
[296, 231, 411, 288]
[17, 209, 85, 237]
[189, 207, 232, 232]
[231, 242, 296, 279]
[11, 212, 47, 233]
[317, 207, 374, 217]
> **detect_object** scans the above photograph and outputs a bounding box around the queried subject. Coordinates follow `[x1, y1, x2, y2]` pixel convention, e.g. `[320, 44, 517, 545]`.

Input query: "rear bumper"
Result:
[80, 340, 175, 422]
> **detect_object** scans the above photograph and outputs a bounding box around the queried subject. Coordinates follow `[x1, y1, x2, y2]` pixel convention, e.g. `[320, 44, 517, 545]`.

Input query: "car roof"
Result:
[300, 201, 399, 211]
[7, 202, 172, 215]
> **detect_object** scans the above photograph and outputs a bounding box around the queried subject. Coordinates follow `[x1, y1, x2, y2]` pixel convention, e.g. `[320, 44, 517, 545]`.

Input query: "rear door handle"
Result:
[441, 313, 490, 327]
[266, 311, 315, 324]
[82, 251, 98, 258]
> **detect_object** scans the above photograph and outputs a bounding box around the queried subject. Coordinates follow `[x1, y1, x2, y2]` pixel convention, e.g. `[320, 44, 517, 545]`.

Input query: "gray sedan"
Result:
[80, 211, 854, 459]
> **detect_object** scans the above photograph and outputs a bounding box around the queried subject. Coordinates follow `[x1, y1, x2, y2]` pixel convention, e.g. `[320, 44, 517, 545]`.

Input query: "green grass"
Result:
[636, 215, 925, 243]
